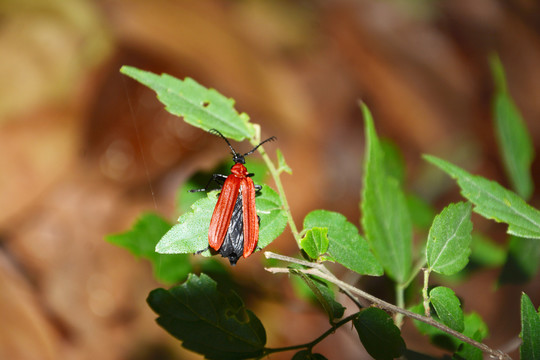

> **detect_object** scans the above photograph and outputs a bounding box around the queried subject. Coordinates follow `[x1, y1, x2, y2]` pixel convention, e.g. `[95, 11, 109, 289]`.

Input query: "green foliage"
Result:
[120, 66, 254, 140]
[520, 293, 540, 360]
[406, 193, 436, 230]
[276, 148, 292, 174]
[426, 202, 473, 275]
[469, 233, 506, 268]
[429, 286, 464, 332]
[354, 307, 406, 360]
[424, 155, 540, 239]
[292, 271, 345, 323]
[147, 273, 266, 360]
[361, 104, 412, 284]
[490, 55, 534, 200]
[499, 236, 540, 284]
[157, 185, 287, 256]
[301, 227, 329, 260]
[105, 213, 191, 284]
[303, 210, 383, 275]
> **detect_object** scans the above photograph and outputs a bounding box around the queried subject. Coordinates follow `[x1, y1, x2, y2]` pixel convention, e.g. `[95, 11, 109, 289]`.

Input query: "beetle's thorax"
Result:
[230, 163, 248, 178]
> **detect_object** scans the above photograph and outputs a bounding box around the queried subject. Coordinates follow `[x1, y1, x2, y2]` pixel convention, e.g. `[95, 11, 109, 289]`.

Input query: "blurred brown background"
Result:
[1, 0, 539, 359]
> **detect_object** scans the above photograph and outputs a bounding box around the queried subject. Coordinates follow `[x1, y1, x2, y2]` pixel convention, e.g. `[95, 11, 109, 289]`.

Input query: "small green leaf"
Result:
[292, 350, 329, 360]
[147, 273, 266, 359]
[120, 66, 254, 140]
[303, 210, 383, 276]
[106, 213, 191, 284]
[499, 236, 540, 284]
[426, 202, 473, 275]
[406, 193, 436, 230]
[292, 271, 345, 323]
[429, 286, 464, 332]
[424, 155, 540, 239]
[276, 148, 292, 175]
[490, 55, 534, 200]
[301, 227, 329, 260]
[157, 185, 286, 257]
[520, 293, 540, 360]
[361, 104, 412, 284]
[469, 233, 506, 267]
[354, 307, 406, 360]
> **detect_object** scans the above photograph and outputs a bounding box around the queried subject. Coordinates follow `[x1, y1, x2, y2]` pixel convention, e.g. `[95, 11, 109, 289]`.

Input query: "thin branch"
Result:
[265, 266, 512, 360]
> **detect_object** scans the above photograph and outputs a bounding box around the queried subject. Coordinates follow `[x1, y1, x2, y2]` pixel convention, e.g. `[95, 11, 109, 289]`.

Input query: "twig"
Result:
[265, 263, 512, 360]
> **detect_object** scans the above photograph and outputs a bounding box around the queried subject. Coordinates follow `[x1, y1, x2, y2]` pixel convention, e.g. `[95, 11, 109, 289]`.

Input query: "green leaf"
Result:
[157, 185, 286, 258]
[406, 193, 436, 230]
[381, 138, 406, 185]
[120, 66, 254, 141]
[354, 307, 406, 360]
[499, 236, 540, 284]
[426, 202, 473, 275]
[429, 286, 464, 332]
[292, 350, 328, 360]
[454, 313, 489, 360]
[276, 148, 292, 175]
[490, 55, 534, 200]
[469, 233, 506, 267]
[424, 155, 540, 239]
[303, 210, 383, 276]
[520, 293, 540, 360]
[292, 270, 345, 323]
[301, 227, 329, 260]
[411, 304, 487, 355]
[106, 213, 191, 284]
[147, 273, 266, 359]
[361, 104, 412, 284]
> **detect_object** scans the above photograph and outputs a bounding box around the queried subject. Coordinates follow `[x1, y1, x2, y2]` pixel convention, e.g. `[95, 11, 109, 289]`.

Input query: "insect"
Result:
[190, 129, 276, 265]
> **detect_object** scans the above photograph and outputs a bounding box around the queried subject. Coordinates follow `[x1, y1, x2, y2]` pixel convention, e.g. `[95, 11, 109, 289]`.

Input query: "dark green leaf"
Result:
[354, 307, 406, 360]
[490, 55, 534, 200]
[157, 185, 286, 257]
[424, 155, 540, 239]
[429, 287, 464, 332]
[291, 350, 328, 360]
[520, 293, 540, 360]
[147, 273, 266, 359]
[361, 104, 412, 283]
[303, 210, 383, 276]
[292, 271, 345, 323]
[106, 213, 191, 284]
[120, 66, 254, 140]
[411, 304, 487, 354]
[301, 227, 329, 260]
[406, 193, 436, 230]
[426, 202, 473, 275]
[499, 236, 540, 284]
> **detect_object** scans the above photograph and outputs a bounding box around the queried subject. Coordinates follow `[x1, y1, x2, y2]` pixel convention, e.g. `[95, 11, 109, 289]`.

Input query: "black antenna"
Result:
[209, 129, 238, 157]
[209, 128, 277, 164]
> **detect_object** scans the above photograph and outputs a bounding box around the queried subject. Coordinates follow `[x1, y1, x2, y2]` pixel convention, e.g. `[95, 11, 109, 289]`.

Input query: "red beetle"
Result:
[190, 129, 276, 265]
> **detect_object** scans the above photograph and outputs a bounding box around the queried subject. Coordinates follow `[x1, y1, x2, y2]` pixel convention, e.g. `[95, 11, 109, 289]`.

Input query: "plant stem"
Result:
[395, 284, 405, 328]
[264, 313, 359, 355]
[422, 268, 431, 317]
[264, 254, 512, 360]
[251, 137, 301, 245]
